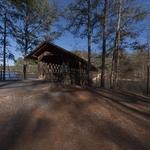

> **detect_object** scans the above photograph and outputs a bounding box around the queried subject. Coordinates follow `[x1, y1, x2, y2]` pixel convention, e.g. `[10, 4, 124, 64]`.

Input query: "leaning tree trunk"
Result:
[101, 0, 108, 88]
[110, 0, 122, 88]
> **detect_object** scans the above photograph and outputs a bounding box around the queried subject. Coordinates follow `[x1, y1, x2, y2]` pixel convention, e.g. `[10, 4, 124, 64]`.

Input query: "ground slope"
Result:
[0, 80, 149, 150]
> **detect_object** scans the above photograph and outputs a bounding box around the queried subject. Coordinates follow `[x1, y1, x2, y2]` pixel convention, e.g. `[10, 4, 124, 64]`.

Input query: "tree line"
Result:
[64, 0, 148, 88]
[0, 0, 149, 95]
[0, 0, 59, 80]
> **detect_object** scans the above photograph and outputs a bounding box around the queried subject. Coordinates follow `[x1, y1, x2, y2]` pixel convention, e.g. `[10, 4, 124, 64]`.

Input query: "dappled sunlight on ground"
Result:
[0, 80, 150, 150]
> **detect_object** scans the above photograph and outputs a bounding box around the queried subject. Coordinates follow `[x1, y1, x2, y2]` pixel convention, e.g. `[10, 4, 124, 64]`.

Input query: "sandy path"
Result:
[0, 80, 150, 150]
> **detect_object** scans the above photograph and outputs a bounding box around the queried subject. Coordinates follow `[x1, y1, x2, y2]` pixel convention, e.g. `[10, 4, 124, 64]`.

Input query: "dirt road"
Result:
[0, 80, 150, 150]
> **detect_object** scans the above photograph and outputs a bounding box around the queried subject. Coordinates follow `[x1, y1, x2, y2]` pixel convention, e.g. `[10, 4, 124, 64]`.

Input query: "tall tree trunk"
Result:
[23, 30, 28, 80]
[3, 12, 7, 81]
[87, 0, 92, 86]
[146, 66, 150, 96]
[110, 49, 115, 88]
[146, 39, 150, 96]
[110, 0, 122, 88]
[23, 6, 29, 80]
[101, 0, 108, 88]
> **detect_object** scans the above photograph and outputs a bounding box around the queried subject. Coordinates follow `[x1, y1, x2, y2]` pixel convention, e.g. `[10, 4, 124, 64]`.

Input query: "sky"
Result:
[4, 0, 150, 65]
[54, 0, 150, 51]
[54, 0, 88, 51]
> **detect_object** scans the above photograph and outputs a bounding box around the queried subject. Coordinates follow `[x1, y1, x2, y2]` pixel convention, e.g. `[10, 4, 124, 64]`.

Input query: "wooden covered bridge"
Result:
[26, 41, 97, 86]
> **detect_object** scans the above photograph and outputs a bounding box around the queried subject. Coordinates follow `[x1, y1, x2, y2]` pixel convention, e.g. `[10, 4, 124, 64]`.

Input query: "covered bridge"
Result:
[26, 41, 97, 86]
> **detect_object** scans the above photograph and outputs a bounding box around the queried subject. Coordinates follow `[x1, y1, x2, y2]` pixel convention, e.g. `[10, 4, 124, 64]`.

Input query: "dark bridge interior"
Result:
[26, 41, 97, 85]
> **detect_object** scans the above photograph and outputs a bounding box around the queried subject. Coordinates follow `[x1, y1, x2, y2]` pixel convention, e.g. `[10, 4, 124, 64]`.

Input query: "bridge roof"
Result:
[26, 41, 97, 71]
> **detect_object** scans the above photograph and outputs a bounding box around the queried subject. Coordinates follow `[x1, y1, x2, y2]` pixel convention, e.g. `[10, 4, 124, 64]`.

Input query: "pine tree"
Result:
[64, 0, 99, 86]
[10, 0, 59, 79]
[110, 0, 147, 88]
[100, 0, 109, 88]
[0, 0, 16, 80]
